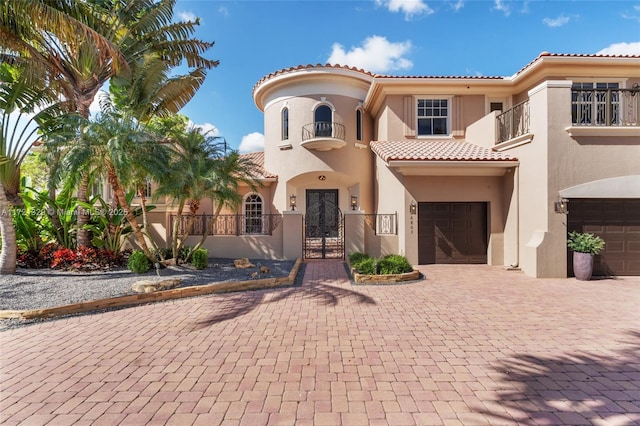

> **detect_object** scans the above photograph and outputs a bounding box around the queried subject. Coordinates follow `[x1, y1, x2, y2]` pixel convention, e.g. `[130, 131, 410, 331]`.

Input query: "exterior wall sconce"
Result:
[554, 197, 568, 214]
[351, 195, 358, 211]
[290, 194, 297, 211]
[409, 201, 417, 215]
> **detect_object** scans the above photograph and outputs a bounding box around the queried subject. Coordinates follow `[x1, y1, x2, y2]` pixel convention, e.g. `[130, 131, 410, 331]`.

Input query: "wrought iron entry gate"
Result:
[304, 189, 344, 259]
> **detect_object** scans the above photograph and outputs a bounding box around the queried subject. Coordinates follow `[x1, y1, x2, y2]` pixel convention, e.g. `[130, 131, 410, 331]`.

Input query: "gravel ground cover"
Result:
[0, 258, 296, 329]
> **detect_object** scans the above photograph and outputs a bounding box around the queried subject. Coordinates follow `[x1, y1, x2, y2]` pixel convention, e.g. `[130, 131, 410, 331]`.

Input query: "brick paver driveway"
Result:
[2, 261, 639, 425]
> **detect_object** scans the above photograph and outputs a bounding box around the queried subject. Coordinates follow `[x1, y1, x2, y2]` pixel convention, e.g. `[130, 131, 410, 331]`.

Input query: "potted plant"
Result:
[567, 231, 605, 280]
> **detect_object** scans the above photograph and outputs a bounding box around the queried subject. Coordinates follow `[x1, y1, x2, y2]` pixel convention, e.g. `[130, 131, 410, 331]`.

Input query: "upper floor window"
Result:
[572, 82, 620, 125]
[314, 105, 332, 137]
[282, 107, 289, 140]
[356, 109, 363, 141]
[244, 193, 263, 234]
[417, 98, 449, 136]
[144, 177, 152, 199]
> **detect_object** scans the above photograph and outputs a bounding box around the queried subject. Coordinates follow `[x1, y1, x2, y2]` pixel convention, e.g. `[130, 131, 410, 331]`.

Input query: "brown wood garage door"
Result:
[418, 202, 488, 264]
[567, 199, 640, 276]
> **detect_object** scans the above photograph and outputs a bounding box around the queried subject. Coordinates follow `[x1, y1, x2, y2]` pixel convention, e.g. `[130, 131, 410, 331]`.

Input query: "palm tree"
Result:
[153, 124, 221, 262]
[0, 62, 69, 205]
[64, 105, 170, 262]
[1, 0, 218, 247]
[188, 151, 261, 260]
[0, 156, 16, 274]
[0, 61, 71, 274]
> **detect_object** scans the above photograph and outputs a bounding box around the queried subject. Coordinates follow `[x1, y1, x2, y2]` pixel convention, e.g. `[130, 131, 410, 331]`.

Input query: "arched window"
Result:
[244, 194, 263, 234]
[356, 109, 363, 141]
[314, 105, 332, 137]
[282, 107, 289, 140]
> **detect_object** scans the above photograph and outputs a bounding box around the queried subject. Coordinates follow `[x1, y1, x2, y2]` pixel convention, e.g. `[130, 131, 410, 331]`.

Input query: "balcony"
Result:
[301, 121, 346, 151]
[567, 88, 640, 137]
[495, 99, 531, 145]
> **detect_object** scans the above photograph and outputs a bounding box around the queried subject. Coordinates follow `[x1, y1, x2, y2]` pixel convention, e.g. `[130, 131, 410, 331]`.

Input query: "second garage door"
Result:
[567, 199, 640, 276]
[418, 202, 488, 264]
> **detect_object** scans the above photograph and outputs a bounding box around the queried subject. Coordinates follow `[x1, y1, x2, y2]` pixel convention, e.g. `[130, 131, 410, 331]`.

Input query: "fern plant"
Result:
[567, 231, 605, 255]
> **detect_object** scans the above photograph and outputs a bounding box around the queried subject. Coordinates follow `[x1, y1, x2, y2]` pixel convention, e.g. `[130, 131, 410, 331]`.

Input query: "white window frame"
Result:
[281, 106, 289, 141]
[243, 193, 264, 234]
[415, 96, 453, 137]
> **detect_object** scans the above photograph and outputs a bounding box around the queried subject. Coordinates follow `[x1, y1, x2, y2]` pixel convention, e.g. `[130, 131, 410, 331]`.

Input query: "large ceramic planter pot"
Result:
[573, 251, 594, 281]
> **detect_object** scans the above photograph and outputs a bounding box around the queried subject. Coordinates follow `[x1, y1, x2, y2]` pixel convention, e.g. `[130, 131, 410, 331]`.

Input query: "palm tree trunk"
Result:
[107, 168, 154, 262]
[172, 199, 186, 262]
[76, 174, 91, 248]
[0, 182, 17, 275]
[188, 203, 224, 261]
[137, 184, 162, 260]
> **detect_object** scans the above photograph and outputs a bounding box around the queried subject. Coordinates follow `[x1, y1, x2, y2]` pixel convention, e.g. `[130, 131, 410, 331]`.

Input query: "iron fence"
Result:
[572, 88, 640, 126]
[169, 214, 282, 237]
[496, 99, 530, 144]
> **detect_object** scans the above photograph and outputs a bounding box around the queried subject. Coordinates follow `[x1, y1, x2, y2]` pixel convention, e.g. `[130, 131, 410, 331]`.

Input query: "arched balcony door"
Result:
[314, 105, 332, 137]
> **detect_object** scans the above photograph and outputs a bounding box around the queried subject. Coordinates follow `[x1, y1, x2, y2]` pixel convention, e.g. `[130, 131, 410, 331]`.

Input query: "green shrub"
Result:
[354, 257, 378, 274]
[191, 248, 208, 270]
[378, 254, 413, 274]
[348, 252, 370, 265]
[128, 250, 151, 273]
[567, 231, 605, 255]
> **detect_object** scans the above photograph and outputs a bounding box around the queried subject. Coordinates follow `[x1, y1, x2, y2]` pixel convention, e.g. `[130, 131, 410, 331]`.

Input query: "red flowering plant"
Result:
[50, 248, 78, 269]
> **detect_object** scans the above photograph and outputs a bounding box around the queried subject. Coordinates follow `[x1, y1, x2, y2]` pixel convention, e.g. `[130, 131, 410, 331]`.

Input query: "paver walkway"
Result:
[1, 261, 639, 425]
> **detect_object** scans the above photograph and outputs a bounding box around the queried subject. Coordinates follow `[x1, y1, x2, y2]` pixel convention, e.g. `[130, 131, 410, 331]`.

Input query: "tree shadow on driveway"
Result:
[192, 263, 376, 330]
[482, 330, 640, 425]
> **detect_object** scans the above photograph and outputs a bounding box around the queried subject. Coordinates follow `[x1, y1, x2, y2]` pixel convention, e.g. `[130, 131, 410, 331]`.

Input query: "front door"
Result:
[304, 189, 344, 259]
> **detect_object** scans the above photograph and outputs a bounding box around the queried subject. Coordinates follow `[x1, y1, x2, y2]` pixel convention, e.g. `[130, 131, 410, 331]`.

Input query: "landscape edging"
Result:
[0, 258, 302, 320]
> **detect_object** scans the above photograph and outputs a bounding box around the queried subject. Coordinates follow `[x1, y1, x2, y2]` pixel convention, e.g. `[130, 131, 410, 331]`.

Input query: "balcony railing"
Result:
[170, 214, 282, 237]
[572, 88, 640, 126]
[496, 99, 530, 144]
[301, 121, 345, 142]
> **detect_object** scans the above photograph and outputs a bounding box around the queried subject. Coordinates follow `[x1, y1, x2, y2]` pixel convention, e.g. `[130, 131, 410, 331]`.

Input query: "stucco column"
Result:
[282, 211, 303, 259]
[344, 210, 365, 257]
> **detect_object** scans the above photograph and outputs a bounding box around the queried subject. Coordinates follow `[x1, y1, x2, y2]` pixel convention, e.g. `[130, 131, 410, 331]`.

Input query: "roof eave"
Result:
[387, 160, 519, 176]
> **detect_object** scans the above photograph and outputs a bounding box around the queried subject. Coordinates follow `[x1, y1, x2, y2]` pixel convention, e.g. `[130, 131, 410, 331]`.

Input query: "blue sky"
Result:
[129, 1, 640, 151]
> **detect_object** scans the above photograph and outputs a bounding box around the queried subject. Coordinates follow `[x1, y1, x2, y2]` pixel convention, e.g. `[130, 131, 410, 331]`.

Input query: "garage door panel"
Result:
[568, 199, 640, 276]
[418, 202, 488, 264]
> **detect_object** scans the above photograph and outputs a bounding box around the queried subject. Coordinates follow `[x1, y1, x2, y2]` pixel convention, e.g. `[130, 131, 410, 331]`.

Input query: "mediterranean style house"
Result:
[145, 52, 640, 278]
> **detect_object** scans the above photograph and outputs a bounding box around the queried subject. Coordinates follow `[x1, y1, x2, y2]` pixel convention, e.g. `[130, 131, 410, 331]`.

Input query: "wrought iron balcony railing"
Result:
[572, 88, 640, 126]
[170, 214, 282, 237]
[496, 99, 530, 144]
[301, 121, 346, 142]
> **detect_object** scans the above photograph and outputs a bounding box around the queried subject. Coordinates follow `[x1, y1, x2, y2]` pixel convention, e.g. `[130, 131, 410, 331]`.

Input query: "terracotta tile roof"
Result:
[239, 151, 277, 179]
[371, 140, 518, 162]
[514, 51, 640, 76]
[253, 64, 374, 95]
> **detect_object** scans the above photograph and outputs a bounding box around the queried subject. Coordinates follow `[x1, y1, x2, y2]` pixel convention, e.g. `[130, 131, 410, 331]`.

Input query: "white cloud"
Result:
[327, 35, 413, 73]
[543, 15, 570, 28]
[375, 0, 434, 20]
[218, 6, 230, 17]
[189, 121, 221, 137]
[238, 132, 264, 153]
[622, 5, 640, 22]
[451, 0, 464, 12]
[493, 0, 510, 16]
[596, 41, 640, 56]
[178, 11, 197, 22]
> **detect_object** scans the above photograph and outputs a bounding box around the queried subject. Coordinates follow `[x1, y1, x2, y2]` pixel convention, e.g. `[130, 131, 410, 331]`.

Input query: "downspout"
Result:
[508, 166, 520, 270]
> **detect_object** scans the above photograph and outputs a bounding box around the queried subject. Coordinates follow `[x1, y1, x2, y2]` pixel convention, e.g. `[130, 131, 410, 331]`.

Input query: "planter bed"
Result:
[347, 263, 422, 285]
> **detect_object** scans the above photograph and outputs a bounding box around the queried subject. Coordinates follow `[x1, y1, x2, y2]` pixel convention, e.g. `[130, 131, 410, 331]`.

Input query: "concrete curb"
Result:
[0, 258, 303, 320]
